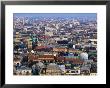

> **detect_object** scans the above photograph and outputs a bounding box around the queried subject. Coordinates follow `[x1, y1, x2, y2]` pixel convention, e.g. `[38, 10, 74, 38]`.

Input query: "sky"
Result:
[13, 13, 97, 19]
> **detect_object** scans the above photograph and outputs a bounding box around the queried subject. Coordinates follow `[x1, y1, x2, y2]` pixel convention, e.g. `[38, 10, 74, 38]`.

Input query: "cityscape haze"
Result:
[13, 13, 97, 76]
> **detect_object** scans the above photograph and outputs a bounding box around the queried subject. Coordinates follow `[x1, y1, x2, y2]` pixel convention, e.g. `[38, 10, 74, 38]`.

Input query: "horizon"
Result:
[14, 13, 97, 19]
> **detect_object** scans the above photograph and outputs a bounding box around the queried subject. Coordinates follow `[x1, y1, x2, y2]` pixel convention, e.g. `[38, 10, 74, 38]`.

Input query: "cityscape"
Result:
[13, 13, 97, 76]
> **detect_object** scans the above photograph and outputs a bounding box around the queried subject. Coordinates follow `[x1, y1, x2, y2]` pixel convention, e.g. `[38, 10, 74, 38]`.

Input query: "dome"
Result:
[80, 52, 88, 60]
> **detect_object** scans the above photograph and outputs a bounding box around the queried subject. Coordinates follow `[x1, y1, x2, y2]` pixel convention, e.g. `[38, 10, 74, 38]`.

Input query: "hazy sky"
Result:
[14, 13, 97, 19]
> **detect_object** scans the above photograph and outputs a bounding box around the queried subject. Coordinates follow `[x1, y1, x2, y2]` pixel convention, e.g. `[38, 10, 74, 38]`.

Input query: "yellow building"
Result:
[27, 38, 32, 49]
[53, 48, 67, 52]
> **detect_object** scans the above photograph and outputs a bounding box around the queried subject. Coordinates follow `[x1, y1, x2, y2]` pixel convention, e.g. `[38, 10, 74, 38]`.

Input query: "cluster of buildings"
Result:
[13, 15, 97, 76]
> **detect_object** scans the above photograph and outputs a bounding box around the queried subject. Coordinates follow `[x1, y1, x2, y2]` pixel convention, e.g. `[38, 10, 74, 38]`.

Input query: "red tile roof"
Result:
[38, 55, 54, 60]
[56, 56, 65, 60]
[36, 46, 48, 49]
[28, 53, 38, 61]
[65, 58, 84, 64]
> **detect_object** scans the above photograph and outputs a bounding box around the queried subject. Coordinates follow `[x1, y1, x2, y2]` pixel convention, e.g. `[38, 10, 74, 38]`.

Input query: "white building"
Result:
[89, 39, 97, 47]
[16, 66, 32, 75]
[80, 52, 88, 60]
